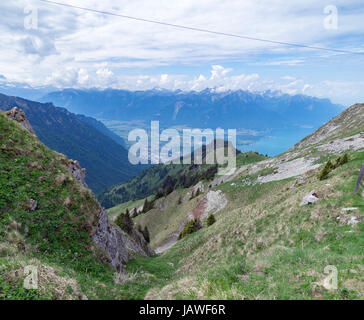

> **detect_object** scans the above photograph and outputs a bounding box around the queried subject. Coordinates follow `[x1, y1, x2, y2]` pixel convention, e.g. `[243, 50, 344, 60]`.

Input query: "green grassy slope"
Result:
[0, 112, 140, 299]
[115, 150, 363, 300]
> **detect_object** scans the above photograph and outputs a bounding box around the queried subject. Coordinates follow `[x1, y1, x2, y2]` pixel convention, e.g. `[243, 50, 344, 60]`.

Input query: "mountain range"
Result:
[41, 88, 344, 156]
[41, 88, 343, 129]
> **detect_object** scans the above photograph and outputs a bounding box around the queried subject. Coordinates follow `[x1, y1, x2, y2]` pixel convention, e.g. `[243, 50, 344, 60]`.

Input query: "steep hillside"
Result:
[0, 93, 141, 192]
[293, 103, 364, 150]
[75, 114, 127, 148]
[99, 150, 267, 209]
[0, 110, 153, 299]
[107, 104, 363, 300]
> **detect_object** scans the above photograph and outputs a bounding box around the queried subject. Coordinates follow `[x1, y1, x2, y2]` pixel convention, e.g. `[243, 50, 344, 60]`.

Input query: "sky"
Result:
[0, 0, 364, 106]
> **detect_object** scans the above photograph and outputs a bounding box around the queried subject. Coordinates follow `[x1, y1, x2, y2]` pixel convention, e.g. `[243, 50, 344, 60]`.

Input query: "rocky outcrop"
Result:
[92, 209, 129, 271]
[67, 160, 88, 188]
[92, 209, 154, 272]
[5, 107, 36, 135]
[192, 190, 227, 219]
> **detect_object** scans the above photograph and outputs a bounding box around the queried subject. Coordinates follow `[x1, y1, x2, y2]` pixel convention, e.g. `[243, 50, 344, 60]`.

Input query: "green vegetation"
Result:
[142, 198, 154, 213]
[178, 218, 202, 240]
[137, 225, 151, 243]
[117, 150, 364, 300]
[206, 214, 216, 226]
[319, 154, 349, 180]
[0, 112, 134, 300]
[235, 151, 268, 167]
[98, 163, 218, 209]
[1, 103, 363, 300]
[115, 210, 133, 234]
[101, 151, 268, 209]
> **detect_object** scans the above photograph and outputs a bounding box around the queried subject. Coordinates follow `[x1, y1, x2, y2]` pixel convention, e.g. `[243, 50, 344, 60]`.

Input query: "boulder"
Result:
[300, 190, 319, 206]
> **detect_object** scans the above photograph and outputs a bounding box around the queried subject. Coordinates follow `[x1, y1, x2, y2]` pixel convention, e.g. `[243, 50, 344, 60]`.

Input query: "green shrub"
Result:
[142, 226, 150, 243]
[142, 198, 154, 213]
[115, 210, 133, 234]
[206, 214, 216, 226]
[318, 154, 350, 180]
[131, 207, 138, 218]
[178, 218, 202, 240]
[318, 161, 332, 180]
[340, 153, 349, 165]
[190, 190, 195, 200]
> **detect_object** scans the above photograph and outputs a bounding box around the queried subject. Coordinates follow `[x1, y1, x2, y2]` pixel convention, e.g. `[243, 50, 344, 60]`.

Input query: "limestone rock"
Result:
[92, 209, 129, 271]
[67, 160, 87, 188]
[347, 216, 359, 225]
[6, 107, 36, 135]
[92, 209, 154, 272]
[300, 190, 319, 206]
[191, 190, 227, 220]
[192, 181, 205, 194]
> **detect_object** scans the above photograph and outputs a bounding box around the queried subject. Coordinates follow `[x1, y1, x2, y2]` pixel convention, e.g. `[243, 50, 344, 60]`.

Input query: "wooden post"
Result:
[354, 163, 364, 193]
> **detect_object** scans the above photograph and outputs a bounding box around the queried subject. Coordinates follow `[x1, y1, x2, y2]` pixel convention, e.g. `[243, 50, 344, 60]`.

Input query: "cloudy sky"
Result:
[0, 0, 363, 105]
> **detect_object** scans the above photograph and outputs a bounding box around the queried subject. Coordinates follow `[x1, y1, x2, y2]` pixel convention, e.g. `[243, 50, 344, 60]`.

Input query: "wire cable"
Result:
[38, 0, 364, 56]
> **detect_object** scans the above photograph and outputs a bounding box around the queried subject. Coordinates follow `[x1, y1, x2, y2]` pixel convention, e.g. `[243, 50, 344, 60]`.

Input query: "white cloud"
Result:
[0, 0, 363, 105]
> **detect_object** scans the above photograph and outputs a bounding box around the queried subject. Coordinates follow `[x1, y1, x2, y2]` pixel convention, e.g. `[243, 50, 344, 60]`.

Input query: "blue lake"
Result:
[238, 127, 317, 157]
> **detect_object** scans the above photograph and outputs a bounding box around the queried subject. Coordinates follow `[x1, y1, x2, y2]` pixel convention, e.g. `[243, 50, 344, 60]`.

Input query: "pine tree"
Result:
[143, 198, 149, 213]
[340, 153, 349, 165]
[318, 160, 333, 180]
[190, 190, 195, 200]
[143, 226, 150, 243]
[115, 211, 133, 234]
[206, 214, 216, 226]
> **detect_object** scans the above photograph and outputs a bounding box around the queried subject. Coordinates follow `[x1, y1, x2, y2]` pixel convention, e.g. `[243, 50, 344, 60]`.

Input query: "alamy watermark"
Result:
[23, 265, 38, 290]
[128, 121, 236, 176]
[323, 265, 338, 290]
[323, 5, 338, 30]
[24, 4, 38, 30]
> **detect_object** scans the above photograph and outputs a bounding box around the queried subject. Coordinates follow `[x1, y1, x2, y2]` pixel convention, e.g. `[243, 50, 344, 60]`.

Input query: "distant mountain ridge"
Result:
[41, 88, 344, 129]
[0, 92, 141, 193]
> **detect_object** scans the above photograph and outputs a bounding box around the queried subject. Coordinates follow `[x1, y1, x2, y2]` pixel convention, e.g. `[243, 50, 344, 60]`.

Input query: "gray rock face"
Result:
[6, 107, 36, 135]
[92, 209, 155, 272]
[67, 160, 88, 188]
[63, 142, 155, 271]
[92, 209, 129, 271]
[300, 190, 319, 206]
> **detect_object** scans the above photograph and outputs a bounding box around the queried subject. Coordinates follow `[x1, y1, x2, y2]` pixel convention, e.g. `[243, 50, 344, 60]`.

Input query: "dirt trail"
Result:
[155, 219, 188, 254]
